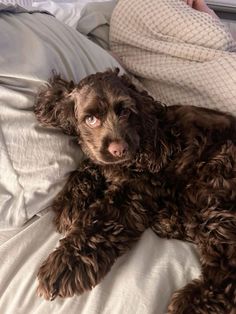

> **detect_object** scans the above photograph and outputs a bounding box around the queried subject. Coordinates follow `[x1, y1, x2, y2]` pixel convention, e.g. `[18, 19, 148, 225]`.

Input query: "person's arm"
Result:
[184, 0, 219, 19]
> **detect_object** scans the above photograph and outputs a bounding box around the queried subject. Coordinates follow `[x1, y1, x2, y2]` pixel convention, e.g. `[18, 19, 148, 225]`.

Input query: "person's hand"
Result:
[184, 0, 219, 19]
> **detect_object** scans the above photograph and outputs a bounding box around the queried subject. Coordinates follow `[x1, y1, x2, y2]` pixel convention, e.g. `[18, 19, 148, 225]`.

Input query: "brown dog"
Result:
[34, 68, 236, 314]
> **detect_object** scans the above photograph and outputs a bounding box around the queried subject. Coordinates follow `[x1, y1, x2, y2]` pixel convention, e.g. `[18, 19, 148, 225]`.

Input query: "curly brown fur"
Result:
[34, 68, 236, 313]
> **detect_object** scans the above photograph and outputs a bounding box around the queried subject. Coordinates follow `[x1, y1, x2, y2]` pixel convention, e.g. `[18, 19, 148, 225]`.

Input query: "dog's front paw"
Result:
[167, 279, 231, 314]
[37, 246, 75, 300]
[167, 291, 197, 314]
[37, 239, 114, 300]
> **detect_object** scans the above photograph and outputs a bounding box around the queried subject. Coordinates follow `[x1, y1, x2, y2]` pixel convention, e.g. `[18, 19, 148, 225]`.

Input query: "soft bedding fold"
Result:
[0, 11, 122, 228]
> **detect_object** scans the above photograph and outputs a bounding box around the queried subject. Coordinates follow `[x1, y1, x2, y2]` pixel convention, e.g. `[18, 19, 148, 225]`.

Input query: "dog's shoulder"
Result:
[166, 105, 235, 136]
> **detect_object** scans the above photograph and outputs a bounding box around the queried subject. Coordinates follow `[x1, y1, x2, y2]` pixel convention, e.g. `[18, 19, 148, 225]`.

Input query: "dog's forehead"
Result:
[73, 81, 132, 115]
[73, 85, 97, 104]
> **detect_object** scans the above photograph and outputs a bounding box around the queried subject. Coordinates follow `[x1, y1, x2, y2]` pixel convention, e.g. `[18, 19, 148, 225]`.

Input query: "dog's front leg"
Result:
[37, 185, 149, 300]
[52, 160, 106, 234]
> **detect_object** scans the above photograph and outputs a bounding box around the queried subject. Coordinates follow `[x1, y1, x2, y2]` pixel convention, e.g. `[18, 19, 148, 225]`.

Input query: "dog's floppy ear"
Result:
[120, 73, 165, 117]
[34, 75, 77, 136]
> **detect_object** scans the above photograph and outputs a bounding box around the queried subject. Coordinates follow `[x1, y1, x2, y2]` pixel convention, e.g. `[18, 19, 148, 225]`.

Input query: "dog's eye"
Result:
[85, 116, 101, 128]
[119, 108, 131, 119]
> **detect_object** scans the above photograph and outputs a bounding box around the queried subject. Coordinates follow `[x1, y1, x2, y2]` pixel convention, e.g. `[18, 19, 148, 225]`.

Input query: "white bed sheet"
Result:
[0, 211, 201, 314]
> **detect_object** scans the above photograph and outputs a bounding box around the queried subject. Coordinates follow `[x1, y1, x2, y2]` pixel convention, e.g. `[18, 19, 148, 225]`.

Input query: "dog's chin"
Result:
[91, 154, 134, 166]
[103, 158, 131, 166]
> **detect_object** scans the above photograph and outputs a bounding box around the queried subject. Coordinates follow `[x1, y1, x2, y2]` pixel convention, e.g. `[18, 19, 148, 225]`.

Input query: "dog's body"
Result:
[35, 69, 236, 314]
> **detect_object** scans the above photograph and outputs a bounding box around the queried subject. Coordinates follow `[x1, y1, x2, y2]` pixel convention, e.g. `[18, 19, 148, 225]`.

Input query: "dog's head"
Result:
[34, 68, 164, 165]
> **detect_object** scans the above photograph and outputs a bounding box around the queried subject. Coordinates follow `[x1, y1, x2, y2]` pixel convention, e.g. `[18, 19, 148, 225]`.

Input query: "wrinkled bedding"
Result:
[0, 10, 121, 228]
[32, 0, 113, 28]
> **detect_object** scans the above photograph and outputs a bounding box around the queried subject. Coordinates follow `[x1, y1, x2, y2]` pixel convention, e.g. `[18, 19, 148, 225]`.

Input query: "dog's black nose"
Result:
[108, 141, 128, 158]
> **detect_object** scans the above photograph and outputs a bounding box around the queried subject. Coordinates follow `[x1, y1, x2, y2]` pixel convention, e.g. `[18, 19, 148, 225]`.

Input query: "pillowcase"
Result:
[0, 11, 123, 228]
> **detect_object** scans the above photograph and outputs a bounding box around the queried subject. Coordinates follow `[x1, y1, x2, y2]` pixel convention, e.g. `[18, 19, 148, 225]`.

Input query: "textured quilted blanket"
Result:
[110, 0, 236, 115]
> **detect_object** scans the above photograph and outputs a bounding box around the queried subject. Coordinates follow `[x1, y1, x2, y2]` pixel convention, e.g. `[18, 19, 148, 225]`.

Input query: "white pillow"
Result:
[0, 11, 123, 228]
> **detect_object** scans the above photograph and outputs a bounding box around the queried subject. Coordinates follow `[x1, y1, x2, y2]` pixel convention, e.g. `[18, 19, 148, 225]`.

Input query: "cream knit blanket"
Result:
[110, 0, 236, 115]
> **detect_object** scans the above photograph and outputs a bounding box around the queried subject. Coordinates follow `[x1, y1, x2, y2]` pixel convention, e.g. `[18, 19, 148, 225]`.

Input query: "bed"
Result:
[0, 1, 235, 313]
